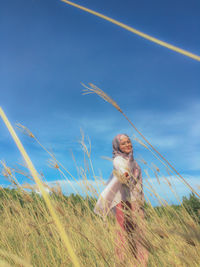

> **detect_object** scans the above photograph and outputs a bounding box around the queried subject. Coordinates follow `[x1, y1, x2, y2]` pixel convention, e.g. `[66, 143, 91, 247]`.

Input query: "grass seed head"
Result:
[16, 123, 35, 138]
[1, 161, 12, 176]
[82, 83, 122, 112]
[48, 159, 59, 169]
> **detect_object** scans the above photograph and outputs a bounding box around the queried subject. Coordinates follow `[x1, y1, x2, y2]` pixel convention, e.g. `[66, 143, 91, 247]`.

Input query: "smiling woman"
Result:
[94, 133, 148, 265]
[119, 135, 132, 154]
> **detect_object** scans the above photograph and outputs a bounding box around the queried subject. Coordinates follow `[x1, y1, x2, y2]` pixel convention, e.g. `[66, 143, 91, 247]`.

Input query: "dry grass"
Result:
[0, 179, 199, 266]
[0, 108, 200, 266]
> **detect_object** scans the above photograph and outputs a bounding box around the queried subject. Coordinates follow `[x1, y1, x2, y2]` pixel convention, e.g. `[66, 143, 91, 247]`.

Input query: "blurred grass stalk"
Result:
[0, 107, 80, 267]
[61, 0, 200, 62]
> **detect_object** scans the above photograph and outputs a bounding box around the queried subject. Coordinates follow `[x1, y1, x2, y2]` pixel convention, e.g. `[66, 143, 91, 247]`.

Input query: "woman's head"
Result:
[112, 134, 133, 159]
[119, 135, 132, 154]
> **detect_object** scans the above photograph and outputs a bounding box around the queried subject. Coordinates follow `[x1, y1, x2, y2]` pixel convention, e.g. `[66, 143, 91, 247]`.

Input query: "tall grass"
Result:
[0, 107, 200, 266]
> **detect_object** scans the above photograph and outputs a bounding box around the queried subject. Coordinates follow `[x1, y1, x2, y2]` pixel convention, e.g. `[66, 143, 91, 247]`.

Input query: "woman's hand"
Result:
[124, 172, 130, 180]
[112, 170, 130, 184]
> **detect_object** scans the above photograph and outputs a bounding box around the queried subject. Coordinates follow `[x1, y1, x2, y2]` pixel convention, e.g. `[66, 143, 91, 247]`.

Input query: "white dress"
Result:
[94, 156, 144, 218]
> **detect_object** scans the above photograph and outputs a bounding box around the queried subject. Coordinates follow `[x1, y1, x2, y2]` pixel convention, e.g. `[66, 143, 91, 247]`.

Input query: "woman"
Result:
[94, 134, 148, 265]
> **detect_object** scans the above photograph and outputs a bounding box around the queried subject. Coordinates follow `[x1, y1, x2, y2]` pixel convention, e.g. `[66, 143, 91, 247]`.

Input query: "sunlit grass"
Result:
[0, 107, 200, 266]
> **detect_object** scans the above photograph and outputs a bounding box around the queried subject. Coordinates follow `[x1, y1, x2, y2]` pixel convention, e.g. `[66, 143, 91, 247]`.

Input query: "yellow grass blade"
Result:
[0, 249, 32, 267]
[61, 0, 200, 62]
[0, 107, 80, 267]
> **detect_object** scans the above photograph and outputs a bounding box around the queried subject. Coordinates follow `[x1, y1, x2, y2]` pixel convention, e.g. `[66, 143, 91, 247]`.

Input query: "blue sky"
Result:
[0, 0, 200, 205]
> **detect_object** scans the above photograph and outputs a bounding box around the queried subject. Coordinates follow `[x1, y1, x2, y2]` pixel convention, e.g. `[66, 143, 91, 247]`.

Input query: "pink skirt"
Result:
[115, 201, 148, 266]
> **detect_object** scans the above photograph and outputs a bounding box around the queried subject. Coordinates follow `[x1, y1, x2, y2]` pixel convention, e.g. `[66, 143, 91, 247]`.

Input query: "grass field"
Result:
[0, 101, 200, 266]
[0, 185, 200, 266]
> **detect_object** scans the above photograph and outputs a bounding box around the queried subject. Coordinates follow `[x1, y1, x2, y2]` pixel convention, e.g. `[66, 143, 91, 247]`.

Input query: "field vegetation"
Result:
[0, 185, 199, 266]
[0, 89, 200, 266]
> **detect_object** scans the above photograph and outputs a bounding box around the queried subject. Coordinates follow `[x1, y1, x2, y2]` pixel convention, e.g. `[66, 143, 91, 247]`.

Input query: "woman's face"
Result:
[119, 136, 132, 154]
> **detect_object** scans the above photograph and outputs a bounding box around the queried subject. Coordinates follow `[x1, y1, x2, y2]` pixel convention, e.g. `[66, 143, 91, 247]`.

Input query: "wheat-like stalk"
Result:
[82, 83, 200, 199]
[82, 83, 122, 112]
[0, 107, 80, 267]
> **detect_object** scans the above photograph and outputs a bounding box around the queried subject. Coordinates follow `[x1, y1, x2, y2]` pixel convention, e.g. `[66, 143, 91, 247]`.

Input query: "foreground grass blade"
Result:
[0, 249, 32, 267]
[61, 0, 200, 62]
[0, 107, 80, 267]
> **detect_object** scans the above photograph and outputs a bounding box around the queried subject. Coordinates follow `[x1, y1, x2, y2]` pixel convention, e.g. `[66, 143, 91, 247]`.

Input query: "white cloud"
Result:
[47, 178, 105, 198]
[129, 100, 200, 171]
[43, 172, 199, 206]
[143, 174, 200, 205]
[12, 99, 200, 181]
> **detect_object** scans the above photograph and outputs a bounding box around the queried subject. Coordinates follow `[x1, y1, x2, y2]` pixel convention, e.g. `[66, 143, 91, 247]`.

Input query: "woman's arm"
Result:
[113, 156, 131, 183]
